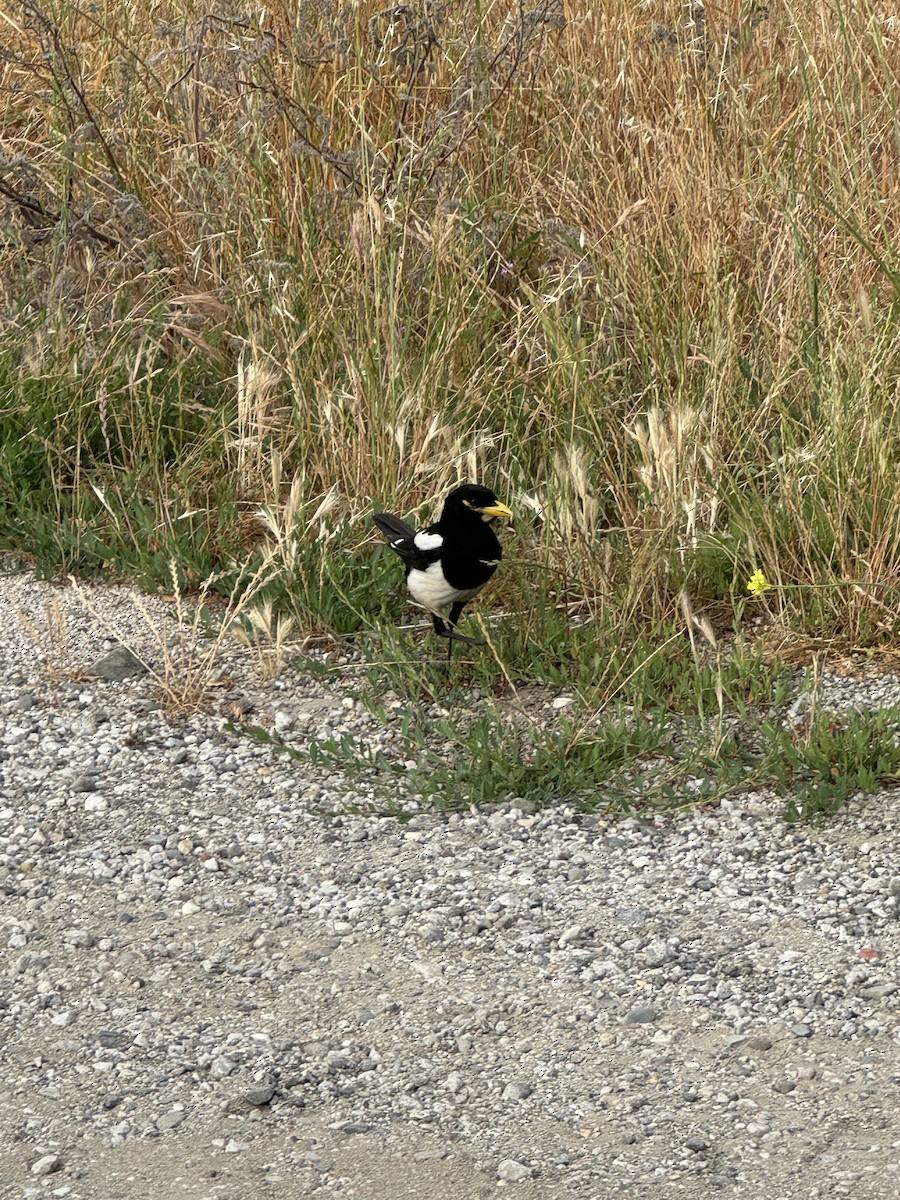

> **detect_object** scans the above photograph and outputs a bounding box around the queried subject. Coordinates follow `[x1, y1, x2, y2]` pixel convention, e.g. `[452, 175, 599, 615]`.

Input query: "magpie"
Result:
[373, 483, 513, 658]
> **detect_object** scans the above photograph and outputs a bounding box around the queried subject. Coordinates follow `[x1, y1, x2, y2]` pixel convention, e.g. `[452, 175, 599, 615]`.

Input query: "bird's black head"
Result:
[439, 483, 513, 526]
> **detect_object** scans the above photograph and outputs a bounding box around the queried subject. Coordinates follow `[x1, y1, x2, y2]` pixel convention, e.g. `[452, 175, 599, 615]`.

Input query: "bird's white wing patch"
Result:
[413, 530, 444, 551]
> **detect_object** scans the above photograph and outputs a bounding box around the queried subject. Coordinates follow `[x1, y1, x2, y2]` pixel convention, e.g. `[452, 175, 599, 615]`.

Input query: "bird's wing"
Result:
[373, 512, 443, 571]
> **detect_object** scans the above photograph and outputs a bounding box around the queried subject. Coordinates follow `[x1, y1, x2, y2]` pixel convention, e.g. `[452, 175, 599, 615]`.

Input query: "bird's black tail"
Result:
[373, 512, 417, 543]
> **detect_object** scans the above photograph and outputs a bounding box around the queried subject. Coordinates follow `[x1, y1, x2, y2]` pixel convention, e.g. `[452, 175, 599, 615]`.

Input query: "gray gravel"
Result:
[1, 574, 898, 1199]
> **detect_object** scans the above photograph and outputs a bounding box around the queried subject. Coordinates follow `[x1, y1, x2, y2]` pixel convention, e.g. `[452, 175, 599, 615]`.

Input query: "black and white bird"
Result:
[373, 483, 513, 657]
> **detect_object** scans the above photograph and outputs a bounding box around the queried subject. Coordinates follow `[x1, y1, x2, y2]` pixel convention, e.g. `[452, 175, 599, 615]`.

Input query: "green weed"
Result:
[763, 706, 900, 821]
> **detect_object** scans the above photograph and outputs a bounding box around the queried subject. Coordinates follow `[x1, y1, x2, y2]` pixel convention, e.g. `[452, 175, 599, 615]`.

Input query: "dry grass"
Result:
[3, 1, 900, 652]
[14, 594, 88, 682]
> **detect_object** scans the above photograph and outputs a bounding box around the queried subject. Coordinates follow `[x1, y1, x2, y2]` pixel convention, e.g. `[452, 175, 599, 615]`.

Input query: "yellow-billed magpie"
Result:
[373, 483, 513, 658]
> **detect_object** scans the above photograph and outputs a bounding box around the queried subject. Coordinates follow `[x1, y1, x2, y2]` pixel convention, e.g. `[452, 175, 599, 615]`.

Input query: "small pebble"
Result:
[623, 1006, 659, 1025]
[156, 1110, 186, 1130]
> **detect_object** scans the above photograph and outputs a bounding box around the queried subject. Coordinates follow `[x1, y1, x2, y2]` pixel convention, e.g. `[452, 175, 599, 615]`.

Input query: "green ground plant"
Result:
[236, 667, 900, 821]
[763, 704, 900, 821]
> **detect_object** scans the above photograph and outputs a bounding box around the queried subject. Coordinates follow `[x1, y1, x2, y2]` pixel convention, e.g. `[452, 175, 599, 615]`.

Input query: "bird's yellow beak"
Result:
[477, 501, 513, 521]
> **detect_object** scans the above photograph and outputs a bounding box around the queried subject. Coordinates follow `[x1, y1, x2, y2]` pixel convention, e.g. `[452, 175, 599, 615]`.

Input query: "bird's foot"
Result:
[436, 628, 485, 647]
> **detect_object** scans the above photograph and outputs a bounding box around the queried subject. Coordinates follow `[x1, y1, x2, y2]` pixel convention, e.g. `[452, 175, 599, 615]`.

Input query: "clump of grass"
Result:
[231, 600, 297, 681]
[67, 548, 291, 714]
[14, 595, 88, 683]
[763, 706, 900, 822]
[404, 710, 670, 812]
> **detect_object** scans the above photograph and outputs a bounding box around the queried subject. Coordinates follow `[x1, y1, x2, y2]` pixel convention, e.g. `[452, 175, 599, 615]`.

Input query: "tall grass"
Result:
[3, 1, 900, 652]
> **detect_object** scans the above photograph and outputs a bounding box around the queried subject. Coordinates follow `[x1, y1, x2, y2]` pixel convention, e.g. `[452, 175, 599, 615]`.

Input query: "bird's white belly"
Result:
[407, 563, 479, 613]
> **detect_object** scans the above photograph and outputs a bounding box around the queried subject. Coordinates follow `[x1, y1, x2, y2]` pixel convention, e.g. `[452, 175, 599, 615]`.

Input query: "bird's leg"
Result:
[431, 613, 449, 662]
[448, 601, 465, 633]
[448, 600, 485, 645]
[430, 613, 454, 665]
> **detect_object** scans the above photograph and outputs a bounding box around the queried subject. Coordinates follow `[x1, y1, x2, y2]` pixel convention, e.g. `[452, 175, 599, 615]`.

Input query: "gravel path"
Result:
[1, 575, 898, 1199]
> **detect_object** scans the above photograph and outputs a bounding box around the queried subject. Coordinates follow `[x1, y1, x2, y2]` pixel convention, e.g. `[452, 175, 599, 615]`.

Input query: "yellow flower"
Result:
[746, 569, 771, 596]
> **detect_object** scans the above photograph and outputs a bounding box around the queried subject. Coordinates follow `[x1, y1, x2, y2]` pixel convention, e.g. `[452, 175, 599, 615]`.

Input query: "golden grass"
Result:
[4, 1, 900, 645]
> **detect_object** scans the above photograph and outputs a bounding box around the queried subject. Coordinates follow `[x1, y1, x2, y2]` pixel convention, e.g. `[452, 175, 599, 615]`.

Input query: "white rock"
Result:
[31, 1154, 61, 1176]
[210, 1055, 236, 1079]
[412, 960, 443, 981]
[497, 1159, 532, 1182]
[558, 924, 582, 947]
